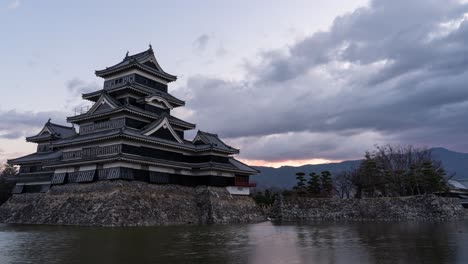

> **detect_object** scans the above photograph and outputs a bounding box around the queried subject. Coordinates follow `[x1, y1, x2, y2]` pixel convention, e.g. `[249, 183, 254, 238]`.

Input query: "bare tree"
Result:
[334, 170, 355, 199]
[342, 145, 449, 198]
[0, 164, 17, 178]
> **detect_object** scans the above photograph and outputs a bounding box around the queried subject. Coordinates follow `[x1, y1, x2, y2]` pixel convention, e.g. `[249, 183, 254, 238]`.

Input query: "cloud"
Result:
[66, 78, 99, 95]
[193, 34, 211, 53]
[216, 44, 228, 57]
[227, 131, 388, 162]
[65, 78, 99, 111]
[176, 0, 468, 161]
[0, 78, 94, 140]
[0, 110, 67, 140]
[0, 149, 28, 166]
[7, 0, 20, 10]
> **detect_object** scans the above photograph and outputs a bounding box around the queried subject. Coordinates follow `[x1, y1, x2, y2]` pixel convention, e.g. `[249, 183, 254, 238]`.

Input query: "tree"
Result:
[253, 189, 276, 206]
[307, 172, 321, 197]
[0, 164, 17, 178]
[294, 172, 307, 196]
[0, 164, 16, 205]
[320, 171, 333, 198]
[334, 170, 354, 198]
[345, 145, 449, 198]
[359, 152, 379, 198]
[420, 161, 447, 194]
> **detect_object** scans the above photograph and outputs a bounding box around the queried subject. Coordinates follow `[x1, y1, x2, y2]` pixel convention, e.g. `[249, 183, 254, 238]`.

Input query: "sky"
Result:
[1, 0, 468, 167]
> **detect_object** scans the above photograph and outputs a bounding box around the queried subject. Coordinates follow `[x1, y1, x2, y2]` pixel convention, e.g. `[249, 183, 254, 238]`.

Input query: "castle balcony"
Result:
[79, 118, 125, 135]
[62, 144, 122, 161]
[234, 182, 257, 187]
[234, 175, 257, 187]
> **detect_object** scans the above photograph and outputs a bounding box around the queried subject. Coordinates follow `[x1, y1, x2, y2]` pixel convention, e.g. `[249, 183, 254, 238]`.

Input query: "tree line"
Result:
[292, 171, 334, 198]
[254, 145, 450, 203]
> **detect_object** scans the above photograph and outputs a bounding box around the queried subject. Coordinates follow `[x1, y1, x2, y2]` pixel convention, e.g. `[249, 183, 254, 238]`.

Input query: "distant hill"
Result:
[251, 147, 468, 190]
[430, 147, 468, 179]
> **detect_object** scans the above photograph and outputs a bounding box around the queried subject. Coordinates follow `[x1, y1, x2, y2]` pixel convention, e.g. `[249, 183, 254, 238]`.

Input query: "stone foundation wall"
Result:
[271, 195, 465, 221]
[0, 181, 265, 226]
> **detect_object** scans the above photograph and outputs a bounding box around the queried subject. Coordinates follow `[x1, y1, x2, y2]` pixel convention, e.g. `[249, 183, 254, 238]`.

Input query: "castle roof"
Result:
[193, 131, 239, 153]
[50, 127, 239, 155]
[95, 46, 177, 82]
[8, 151, 62, 165]
[67, 104, 195, 129]
[26, 120, 76, 143]
[82, 83, 185, 107]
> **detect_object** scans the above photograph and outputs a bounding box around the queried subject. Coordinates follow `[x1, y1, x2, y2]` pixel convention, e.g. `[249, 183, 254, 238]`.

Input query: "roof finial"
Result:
[149, 43, 153, 50]
[125, 51, 129, 58]
[47, 118, 51, 123]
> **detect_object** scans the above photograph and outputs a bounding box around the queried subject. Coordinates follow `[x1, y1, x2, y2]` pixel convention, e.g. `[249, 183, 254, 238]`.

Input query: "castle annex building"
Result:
[8, 46, 257, 195]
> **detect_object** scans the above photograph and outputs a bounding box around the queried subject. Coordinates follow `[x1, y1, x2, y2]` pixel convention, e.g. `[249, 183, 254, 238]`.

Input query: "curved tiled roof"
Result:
[67, 104, 195, 129]
[26, 120, 76, 142]
[51, 127, 238, 155]
[82, 83, 185, 106]
[193, 131, 239, 153]
[8, 151, 62, 165]
[95, 46, 177, 82]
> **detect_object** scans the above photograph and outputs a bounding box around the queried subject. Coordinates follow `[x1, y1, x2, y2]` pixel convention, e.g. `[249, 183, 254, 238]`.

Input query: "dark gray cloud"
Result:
[193, 34, 211, 53]
[0, 110, 67, 139]
[176, 0, 468, 161]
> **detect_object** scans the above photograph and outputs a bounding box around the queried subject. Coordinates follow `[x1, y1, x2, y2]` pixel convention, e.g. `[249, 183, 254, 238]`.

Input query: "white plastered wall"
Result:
[226, 186, 250, 196]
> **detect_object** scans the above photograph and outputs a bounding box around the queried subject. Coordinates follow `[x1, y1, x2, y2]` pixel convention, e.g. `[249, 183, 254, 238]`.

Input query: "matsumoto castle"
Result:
[8, 46, 258, 195]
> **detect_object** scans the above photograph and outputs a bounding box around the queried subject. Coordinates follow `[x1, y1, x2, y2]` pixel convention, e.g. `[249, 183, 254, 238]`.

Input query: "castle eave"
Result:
[95, 62, 177, 82]
[82, 84, 185, 107]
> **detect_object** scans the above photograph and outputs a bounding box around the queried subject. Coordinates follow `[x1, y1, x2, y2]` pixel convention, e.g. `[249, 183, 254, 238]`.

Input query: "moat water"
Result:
[0, 220, 467, 264]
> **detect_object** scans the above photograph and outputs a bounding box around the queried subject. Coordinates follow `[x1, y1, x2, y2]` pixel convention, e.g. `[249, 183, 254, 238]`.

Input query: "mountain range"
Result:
[251, 147, 468, 190]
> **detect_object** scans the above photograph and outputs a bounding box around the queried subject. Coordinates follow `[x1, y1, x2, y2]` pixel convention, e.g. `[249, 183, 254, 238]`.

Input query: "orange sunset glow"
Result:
[239, 158, 342, 168]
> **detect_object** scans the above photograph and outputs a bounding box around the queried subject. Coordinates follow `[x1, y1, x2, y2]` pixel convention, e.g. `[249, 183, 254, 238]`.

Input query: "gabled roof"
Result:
[26, 120, 76, 143]
[159, 112, 196, 130]
[193, 131, 239, 153]
[95, 46, 177, 82]
[87, 92, 121, 114]
[141, 116, 184, 143]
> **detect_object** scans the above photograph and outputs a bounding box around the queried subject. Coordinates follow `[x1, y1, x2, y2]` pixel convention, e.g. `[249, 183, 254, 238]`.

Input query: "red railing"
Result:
[234, 182, 257, 187]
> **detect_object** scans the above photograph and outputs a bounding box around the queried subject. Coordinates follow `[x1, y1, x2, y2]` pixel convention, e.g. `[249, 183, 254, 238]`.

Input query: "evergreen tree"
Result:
[320, 171, 333, 197]
[307, 172, 321, 197]
[359, 153, 379, 197]
[294, 172, 307, 196]
[420, 161, 446, 193]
